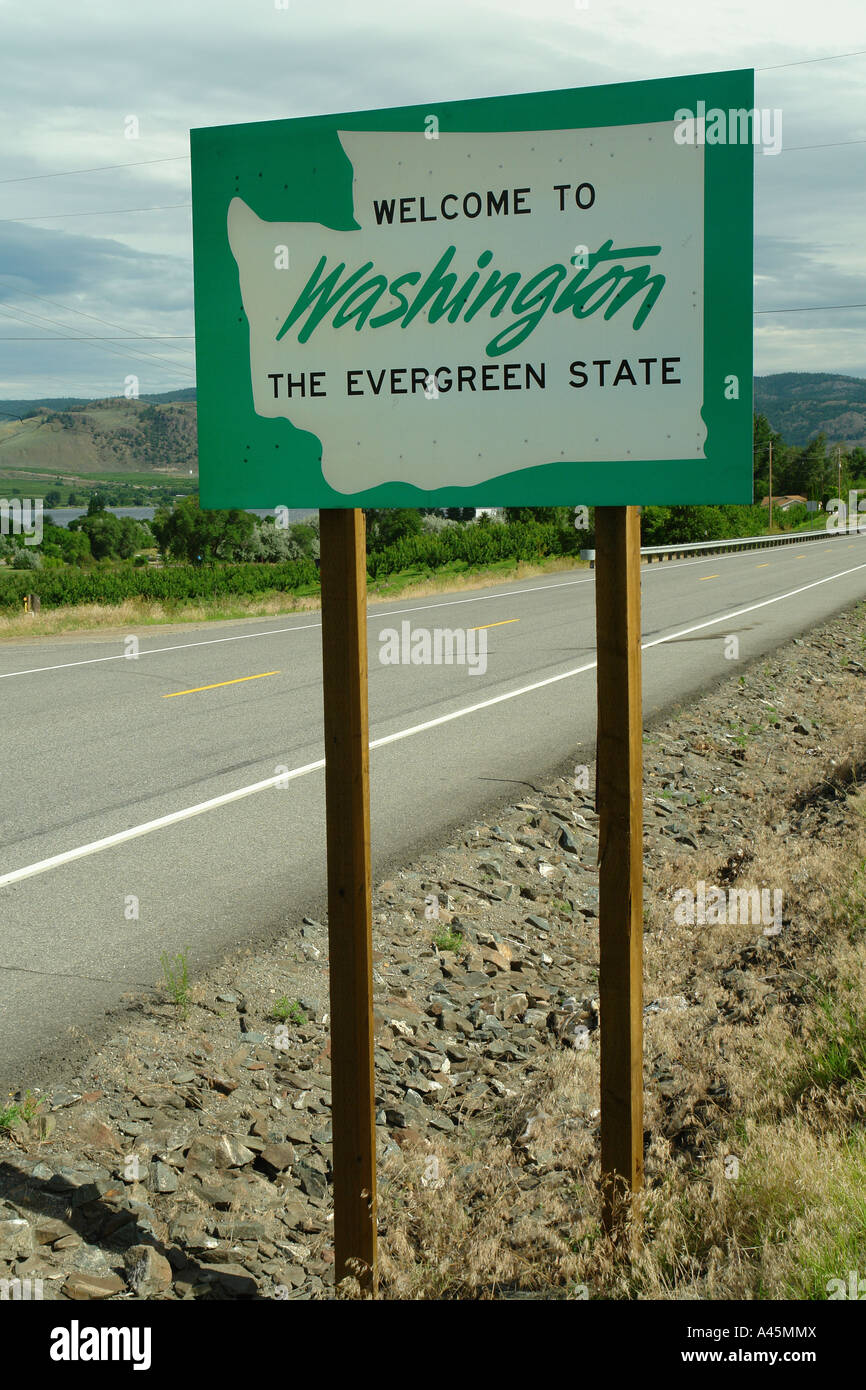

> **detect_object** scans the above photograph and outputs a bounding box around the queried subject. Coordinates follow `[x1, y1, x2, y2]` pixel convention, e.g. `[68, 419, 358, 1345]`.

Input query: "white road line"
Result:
[3, 557, 865, 892]
[0, 621, 323, 680]
[0, 760, 326, 890]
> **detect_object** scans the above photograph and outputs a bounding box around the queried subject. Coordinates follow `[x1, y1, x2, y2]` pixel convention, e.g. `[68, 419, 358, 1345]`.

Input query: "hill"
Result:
[0, 387, 196, 420]
[754, 372, 866, 448]
[0, 397, 197, 481]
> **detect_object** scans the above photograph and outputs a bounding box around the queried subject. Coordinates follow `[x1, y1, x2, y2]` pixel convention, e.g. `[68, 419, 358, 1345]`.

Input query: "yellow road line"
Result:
[163, 671, 280, 698]
[756, 563, 770, 568]
[698, 575, 720, 581]
[469, 619, 520, 631]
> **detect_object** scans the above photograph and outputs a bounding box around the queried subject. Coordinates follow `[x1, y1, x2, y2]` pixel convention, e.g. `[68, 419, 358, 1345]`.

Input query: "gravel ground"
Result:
[1, 597, 864, 1300]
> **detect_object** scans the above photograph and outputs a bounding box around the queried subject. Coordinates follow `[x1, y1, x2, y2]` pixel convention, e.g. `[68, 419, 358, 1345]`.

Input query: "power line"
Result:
[1, 133, 862, 230]
[0, 304, 196, 379]
[0, 202, 191, 224]
[0, 278, 196, 356]
[757, 47, 866, 71]
[755, 302, 866, 314]
[0, 155, 189, 186]
[780, 137, 866, 153]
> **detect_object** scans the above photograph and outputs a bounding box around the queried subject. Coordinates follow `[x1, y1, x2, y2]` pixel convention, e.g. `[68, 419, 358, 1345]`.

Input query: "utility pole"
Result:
[768, 438, 773, 532]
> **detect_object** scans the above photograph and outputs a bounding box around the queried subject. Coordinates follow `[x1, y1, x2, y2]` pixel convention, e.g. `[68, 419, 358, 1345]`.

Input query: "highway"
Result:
[2, 528, 866, 1091]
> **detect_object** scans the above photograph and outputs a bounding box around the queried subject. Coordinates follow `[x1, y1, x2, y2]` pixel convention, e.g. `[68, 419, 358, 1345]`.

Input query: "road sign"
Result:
[191, 69, 753, 510]
[189, 70, 756, 1281]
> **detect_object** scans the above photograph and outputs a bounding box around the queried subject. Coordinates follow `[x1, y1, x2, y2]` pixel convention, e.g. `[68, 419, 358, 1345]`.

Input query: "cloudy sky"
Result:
[1, 0, 864, 400]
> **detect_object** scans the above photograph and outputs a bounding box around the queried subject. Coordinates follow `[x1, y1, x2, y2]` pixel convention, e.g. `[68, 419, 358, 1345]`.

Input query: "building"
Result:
[759, 494, 811, 512]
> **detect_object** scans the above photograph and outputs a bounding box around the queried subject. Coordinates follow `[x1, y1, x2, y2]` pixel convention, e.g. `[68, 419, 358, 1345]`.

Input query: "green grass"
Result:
[789, 987, 866, 1099]
[433, 928, 464, 952]
[0, 1089, 40, 1131]
[270, 996, 307, 1025]
[160, 949, 190, 1010]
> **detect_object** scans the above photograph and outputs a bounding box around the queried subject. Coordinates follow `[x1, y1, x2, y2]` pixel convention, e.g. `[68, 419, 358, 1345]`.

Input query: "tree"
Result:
[150, 496, 255, 563]
[288, 521, 319, 559]
[782, 432, 827, 502]
[504, 506, 558, 524]
[69, 510, 149, 560]
[13, 547, 42, 570]
[752, 413, 784, 499]
[363, 508, 424, 550]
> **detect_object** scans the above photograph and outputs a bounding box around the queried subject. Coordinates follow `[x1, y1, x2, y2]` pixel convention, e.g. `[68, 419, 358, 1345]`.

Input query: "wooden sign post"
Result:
[319, 508, 377, 1291]
[594, 506, 644, 1232]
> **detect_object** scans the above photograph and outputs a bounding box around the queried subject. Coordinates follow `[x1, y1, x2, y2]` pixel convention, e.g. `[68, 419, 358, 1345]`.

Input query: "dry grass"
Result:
[0, 593, 322, 643]
[0, 556, 587, 645]
[359, 768, 866, 1299]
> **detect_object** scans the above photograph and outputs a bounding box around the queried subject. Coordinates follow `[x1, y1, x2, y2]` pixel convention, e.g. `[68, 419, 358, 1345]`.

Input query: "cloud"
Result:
[0, 0, 864, 395]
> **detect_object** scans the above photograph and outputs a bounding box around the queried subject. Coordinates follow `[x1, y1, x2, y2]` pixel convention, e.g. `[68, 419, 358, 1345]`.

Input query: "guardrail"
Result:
[580, 526, 845, 567]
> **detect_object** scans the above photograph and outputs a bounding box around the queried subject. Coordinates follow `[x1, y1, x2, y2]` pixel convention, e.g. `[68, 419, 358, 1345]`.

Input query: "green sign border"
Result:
[191, 69, 754, 509]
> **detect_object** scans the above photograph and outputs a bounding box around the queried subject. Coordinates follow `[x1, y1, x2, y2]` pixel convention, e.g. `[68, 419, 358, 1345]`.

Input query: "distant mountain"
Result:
[754, 372, 866, 448]
[0, 387, 196, 420]
[0, 396, 197, 477]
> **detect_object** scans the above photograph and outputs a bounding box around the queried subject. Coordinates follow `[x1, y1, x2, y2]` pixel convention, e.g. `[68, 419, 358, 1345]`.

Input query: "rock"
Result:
[62, 1272, 125, 1300]
[645, 995, 688, 1014]
[502, 993, 528, 1021]
[0, 1217, 33, 1260]
[170, 1213, 206, 1244]
[70, 1243, 112, 1274]
[478, 856, 505, 878]
[214, 1218, 268, 1242]
[259, 1142, 296, 1175]
[53, 1234, 82, 1251]
[71, 1116, 122, 1152]
[50, 1090, 82, 1110]
[124, 1244, 173, 1296]
[280, 1198, 310, 1230]
[294, 1162, 327, 1200]
[148, 1161, 179, 1194]
[202, 1262, 258, 1297]
[281, 1119, 311, 1145]
[558, 826, 580, 853]
[34, 1217, 77, 1247]
[184, 1134, 256, 1176]
[481, 948, 511, 972]
[437, 1010, 473, 1037]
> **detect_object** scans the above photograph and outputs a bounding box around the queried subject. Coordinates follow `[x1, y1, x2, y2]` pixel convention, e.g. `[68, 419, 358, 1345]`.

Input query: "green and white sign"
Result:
[191, 70, 754, 508]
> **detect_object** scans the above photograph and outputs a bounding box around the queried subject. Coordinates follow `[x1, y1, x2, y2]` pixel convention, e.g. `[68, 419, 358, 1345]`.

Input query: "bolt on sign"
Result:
[190, 69, 754, 509]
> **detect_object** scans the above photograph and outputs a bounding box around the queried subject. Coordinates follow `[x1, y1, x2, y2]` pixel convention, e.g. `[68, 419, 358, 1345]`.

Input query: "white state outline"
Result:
[1, 556, 865, 890]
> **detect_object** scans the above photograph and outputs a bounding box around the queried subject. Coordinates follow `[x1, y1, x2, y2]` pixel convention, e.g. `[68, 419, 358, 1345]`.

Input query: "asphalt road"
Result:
[2, 529, 866, 1091]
